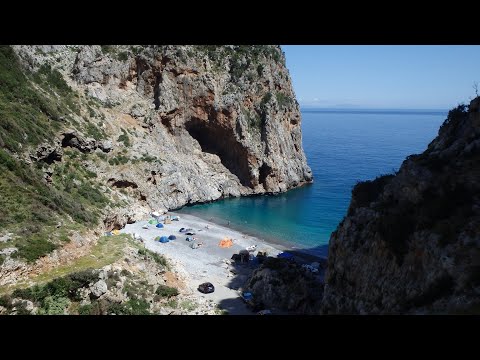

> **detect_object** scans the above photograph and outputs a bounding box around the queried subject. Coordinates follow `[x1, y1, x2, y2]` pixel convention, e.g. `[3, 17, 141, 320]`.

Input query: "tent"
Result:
[168, 235, 177, 240]
[154, 236, 161, 241]
[277, 252, 294, 261]
[151, 211, 161, 218]
[156, 223, 164, 228]
[164, 218, 172, 224]
[148, 219, 157, 225]
[218, 238, 233, 248]
[112, 229, 120, 235]
[186, 236, 193, 242]
[159, 236, 169, 243]
[179, 228, 186, 233]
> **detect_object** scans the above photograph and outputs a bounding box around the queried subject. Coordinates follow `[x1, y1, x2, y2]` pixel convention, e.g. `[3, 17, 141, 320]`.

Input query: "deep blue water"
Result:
[177, 109, 447, 257]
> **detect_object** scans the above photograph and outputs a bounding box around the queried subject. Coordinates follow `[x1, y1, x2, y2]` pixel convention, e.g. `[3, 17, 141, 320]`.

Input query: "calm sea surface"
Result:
[177, 109, 447, 257]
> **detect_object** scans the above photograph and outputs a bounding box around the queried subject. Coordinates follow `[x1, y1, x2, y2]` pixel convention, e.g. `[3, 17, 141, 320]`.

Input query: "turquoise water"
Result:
[177, 109, 447, 257]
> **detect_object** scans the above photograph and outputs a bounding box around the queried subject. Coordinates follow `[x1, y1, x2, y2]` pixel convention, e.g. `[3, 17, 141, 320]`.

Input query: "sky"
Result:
[282, 45, 480, 109]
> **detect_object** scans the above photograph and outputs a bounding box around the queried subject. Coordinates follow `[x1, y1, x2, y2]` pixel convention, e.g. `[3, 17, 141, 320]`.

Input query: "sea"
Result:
[177, 108, 448, 257]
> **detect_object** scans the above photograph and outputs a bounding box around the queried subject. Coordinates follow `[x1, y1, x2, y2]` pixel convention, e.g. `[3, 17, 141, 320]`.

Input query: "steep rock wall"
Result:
[322, 98, 480, 314]
[12, 45, 312, 225]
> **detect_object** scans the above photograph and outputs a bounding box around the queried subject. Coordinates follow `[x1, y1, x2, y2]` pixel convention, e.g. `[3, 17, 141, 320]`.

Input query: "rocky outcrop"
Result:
[244, 257, 324, 314]
[322, 98, 480, 314]
[12, 45, 312, 218]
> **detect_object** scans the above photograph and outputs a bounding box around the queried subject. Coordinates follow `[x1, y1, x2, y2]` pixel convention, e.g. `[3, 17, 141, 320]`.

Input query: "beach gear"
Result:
[156, 223, 164, 228]
[172, 216, 179, 221]
[164, 218, 172, 224]
[112, 229, 120, 235]
[186, 236, 193, 242]
[159, 236, 169, 243]
[246, 245, 257, 252]
[142, 224, 149, 229]
[168, 235, 177, 240]
[219, 238, 233, 248]
[148, 219, 157, 225]
[179, 228, 186, 233]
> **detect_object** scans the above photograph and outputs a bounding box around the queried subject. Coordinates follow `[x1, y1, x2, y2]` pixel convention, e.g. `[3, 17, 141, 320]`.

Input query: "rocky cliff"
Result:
[11, 45, 312, 227]
[0, 45, 311, 287]
[322, 98, 480, 314]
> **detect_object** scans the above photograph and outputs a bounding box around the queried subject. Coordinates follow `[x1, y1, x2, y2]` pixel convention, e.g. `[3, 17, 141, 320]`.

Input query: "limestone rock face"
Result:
[322, 98, 480, 314]
[90, 279, 108, 298]
[12, 45, 312, 223]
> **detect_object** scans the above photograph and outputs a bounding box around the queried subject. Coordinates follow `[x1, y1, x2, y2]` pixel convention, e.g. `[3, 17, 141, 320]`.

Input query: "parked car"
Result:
[198, 282, 215, 294]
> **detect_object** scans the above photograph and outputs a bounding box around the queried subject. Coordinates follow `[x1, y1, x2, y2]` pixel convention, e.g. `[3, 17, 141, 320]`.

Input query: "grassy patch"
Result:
[85, 122, 107, 141]
[108, 154, 130, 166]
[180, 300, 196, 312]
[0, 235, 131, 295]
[0, 46, 62, 152]
[166, 298, 178, 308]
[138, 248, 168, 268]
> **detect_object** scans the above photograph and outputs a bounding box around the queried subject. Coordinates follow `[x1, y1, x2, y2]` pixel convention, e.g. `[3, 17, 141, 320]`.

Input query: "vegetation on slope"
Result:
[0, 46, 108, 262]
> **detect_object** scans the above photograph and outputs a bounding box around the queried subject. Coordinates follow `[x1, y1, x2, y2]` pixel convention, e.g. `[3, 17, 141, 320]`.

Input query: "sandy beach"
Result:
[120, 212, 288, 314]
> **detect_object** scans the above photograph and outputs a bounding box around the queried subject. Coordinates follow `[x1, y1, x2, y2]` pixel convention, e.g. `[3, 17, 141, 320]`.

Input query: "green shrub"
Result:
[78, 304, 93, 315]
[13, 236, 58, 263]
[117, 51, 129, 61]
[275, 92, 292, 109]
[108, 299, 150, 315]
[40, 295, 70, 315]
[0, 295, 12, 309]
[256, 64, 264, 76]
[36, 64, 72, 96]
[100, 45, 115, 54]
[117, 130, 130, 147]
[155, 285, 179, 298]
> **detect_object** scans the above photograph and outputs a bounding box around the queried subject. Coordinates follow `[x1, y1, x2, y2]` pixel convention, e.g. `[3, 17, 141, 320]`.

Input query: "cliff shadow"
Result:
[216, 243, 329, 315]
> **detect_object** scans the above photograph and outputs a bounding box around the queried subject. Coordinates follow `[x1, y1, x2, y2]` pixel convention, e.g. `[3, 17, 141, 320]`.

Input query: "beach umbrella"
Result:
[154, 236, 161, 241]
[168, 235, 177, 240]
[149, 219, 157, 225]
[219, 238, 233, 248]
[156, 223, 164, 228]
[159, 236, 169, 243]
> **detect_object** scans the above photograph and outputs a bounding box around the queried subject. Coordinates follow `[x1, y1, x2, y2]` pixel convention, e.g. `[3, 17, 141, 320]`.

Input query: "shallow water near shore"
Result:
[178, 109, 447, 257]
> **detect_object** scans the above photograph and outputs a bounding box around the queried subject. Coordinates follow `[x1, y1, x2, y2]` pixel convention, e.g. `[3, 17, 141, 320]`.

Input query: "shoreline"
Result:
[120, 212, 325, 314]
[176, 209, 329, 261]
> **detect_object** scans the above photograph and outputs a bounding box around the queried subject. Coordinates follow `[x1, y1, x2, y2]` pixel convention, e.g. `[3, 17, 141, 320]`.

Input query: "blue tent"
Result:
[156, 223, 164, 228]
[277, 252, 294, 260]
[168, 235, 176, 240]
[159, 236, 169, 243]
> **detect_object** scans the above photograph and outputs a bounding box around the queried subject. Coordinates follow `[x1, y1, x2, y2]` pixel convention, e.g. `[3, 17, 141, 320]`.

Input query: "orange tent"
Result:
[218, 238, 233, 248]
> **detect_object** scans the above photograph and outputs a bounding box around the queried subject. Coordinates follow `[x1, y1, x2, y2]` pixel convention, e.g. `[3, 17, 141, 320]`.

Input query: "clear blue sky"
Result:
[282, 45, 480, 109]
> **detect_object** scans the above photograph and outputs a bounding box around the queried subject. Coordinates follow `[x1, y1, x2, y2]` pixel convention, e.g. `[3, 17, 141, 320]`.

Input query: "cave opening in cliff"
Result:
[185, 117, 253, 187]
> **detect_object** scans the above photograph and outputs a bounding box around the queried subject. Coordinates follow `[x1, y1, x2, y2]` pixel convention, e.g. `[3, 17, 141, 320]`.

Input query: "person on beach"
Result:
[227, 221, 231, 226]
